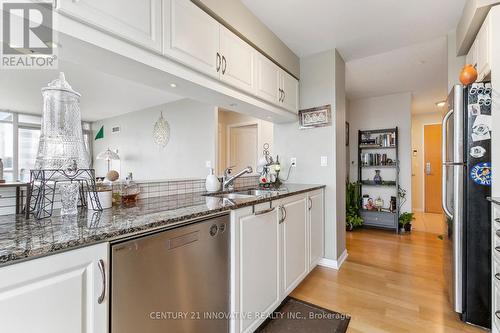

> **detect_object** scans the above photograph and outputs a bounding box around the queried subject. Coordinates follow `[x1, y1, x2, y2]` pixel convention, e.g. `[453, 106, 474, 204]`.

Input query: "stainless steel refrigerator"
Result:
[442, 83, 492, 328]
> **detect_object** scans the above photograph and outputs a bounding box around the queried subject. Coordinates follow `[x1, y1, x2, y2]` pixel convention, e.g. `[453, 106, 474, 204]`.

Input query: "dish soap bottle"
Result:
[205, 168, 220, 192]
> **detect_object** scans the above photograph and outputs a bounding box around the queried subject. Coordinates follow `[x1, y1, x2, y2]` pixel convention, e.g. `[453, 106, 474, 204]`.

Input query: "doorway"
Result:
[227, 124, 258, 172]
[424, 123, 442, 213]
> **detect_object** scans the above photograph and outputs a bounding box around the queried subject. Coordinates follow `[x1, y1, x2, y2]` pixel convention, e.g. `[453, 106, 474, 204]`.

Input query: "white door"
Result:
[280, 70, 299, 113]
[58, 0, 162, 52]
[219, 26, 255, 93]
[232, 204, 280, 333]
[0, 243, 109, 333]
[281, 194, 308, 297]
[255, 54, 280, 104]
[228, 124, 258, 172]
[164, 0, 220, 78]
[308, 190, 324, 269]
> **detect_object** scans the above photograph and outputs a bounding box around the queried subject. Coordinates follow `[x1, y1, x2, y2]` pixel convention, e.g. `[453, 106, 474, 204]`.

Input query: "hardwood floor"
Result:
[291, 221, 484, 333]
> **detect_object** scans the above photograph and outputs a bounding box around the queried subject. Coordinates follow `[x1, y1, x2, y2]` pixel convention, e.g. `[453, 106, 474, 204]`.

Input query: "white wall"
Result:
[92, 99, 216, 180]
[411, 112, 443, 212]
[274, 49, 346, 261]
[192, 0, 300, 77]
[334, 50, 347, 257]
[348, 93, 413, 213]
[217, 109, 273, 175]
[447, 30, 466, 92]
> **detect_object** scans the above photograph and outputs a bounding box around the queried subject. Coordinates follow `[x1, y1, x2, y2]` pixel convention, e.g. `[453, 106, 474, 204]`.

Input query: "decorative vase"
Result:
[373, 170, 382, 184]
[60, 182, 79, 215]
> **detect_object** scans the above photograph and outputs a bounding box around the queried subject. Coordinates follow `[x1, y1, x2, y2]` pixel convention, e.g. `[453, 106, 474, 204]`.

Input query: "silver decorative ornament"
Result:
[152, 112, 170, 148]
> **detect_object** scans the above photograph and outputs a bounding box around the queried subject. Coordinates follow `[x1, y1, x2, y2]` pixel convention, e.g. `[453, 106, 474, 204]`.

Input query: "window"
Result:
[0, 111, 93, 182]
[0, 122, 14, 181]
[18, 127, 41, 182]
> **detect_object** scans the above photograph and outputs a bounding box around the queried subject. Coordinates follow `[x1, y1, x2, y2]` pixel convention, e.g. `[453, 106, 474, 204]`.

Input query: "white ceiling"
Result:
[241, 0, 465, 60]
[347, 37, 448, 114]
[0, 60, 181, 122]
[241, 0, 466, 114]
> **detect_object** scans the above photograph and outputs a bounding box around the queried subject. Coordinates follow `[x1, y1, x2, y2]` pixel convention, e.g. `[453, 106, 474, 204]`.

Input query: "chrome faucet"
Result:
[223, 166, 253, 191]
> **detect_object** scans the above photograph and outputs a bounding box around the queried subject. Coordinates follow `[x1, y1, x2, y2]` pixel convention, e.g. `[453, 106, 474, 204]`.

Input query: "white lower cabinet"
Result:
[0, 243, 109, 333]
[231, 191, 321, 333]
[231, 202, 280, 333]
[281, 194, 308, 297]
[308, 189, 324, 269]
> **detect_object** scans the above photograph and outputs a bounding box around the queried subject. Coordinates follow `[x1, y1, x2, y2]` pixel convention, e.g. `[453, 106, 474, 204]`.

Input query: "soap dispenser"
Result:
[205, 168, 220, 192]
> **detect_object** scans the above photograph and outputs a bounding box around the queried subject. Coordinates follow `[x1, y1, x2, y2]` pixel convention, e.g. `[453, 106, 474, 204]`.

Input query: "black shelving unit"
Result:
[357, 127, 399, 233]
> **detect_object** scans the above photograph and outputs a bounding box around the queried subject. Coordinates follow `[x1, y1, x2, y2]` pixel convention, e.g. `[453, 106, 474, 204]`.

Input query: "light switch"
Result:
[205, 161, 212, 168]
[321, 156, 328, 166]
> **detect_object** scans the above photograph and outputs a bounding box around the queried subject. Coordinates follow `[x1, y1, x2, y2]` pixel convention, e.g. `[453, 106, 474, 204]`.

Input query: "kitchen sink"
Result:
[234, 189, 281, 196]
[213, 193, 258, 199]
[206, 189, 283, 200]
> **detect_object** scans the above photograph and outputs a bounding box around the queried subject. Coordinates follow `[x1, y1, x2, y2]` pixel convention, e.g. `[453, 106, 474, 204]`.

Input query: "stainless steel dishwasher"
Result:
[111, 214, 230, 333]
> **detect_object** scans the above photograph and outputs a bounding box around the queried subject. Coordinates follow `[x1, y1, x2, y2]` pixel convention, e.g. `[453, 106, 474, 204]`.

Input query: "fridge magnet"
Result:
[469, 82, 483, 95]
[298, 105, 331, 129]
[470, 162, 492, 186]
[470, 146, 486, 158]
[471, 115, 491, 142]
[468, 104, 480, 116]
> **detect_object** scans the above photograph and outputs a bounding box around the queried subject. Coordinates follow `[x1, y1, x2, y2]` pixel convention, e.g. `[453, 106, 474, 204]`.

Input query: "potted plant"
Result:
[346, 181, 363, 231]
[399, 212, 414, 233]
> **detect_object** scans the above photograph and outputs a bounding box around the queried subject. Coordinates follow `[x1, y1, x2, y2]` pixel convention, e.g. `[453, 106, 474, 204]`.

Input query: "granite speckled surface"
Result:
[0, 184, 324, 267]
[488, 197, 500, 206]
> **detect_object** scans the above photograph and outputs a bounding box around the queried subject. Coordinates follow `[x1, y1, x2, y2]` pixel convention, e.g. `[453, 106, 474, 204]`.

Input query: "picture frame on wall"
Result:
[298, 105, 331, 129]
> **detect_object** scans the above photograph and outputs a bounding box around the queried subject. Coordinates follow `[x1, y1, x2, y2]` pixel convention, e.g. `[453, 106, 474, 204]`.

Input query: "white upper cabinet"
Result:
[308, 190, 324, 269]
[255, 53, 281, 104]
[58, 0, 162, 52]
[280, 70, 299, 113]
[476, 14, 491, 81]
[281, 194, 308, 297]
[219, 26, 255, 93]
[0, 243, 109, 333]
[164, 0, 220, 78]
[466, 12, 491, 82]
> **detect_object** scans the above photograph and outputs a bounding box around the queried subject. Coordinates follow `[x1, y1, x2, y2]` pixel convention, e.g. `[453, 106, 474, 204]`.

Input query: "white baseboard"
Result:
[318, 250, 348, 270]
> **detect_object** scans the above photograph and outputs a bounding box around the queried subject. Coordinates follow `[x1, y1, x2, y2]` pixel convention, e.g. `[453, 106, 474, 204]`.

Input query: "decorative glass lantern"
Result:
[35, 73, 90, 170]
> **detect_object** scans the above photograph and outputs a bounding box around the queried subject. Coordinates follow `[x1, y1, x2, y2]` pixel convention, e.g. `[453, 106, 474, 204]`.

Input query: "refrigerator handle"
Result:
[441, 109, 454, 219]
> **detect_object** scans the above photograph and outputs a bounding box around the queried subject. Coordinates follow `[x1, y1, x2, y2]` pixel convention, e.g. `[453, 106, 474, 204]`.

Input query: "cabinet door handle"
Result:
[279, 205, 286, 224]
[495, 273, 500, 281]
[222, 55, 227, 74]
[496, 311, 500, 319]
[308, 198, 312, 210]
[282, 89, 286, 102]
[254, 207, 275, 216]
[97, 259, 106, 304]
[282, 206, 287, 223]
[216, 52, 221, 72]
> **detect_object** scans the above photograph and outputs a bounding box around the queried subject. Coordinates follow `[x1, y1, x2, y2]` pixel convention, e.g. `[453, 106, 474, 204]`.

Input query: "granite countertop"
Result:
[488, 197, 500, 206]
[0, 183, 324, 267]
